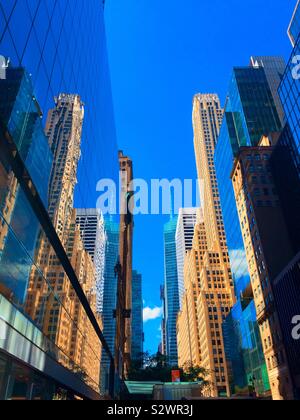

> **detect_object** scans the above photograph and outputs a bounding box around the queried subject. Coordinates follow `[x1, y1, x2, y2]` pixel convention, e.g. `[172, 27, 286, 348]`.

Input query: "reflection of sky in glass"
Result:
[0, 1, 119, 212]
[215, 115, 250, 296]
[279, 36, 300, 166]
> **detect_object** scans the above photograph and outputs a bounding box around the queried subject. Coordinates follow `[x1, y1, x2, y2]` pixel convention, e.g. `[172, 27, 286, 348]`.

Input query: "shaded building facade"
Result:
[231, 135, 295, 399]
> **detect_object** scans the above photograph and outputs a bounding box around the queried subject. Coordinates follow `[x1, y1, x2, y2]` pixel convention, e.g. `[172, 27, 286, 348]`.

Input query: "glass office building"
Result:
[223, 299, 270, 396]
[223, 300, 270, 395]
[215, 64, 282, 396]
[100, 218, 119, 395]
[279, 7, 300, 178]
[131, 271, 144, 364]
[288, 0, 300, 47]
[163, 216, 180, 367]
[0, 1, 118, 400]
[215, 66, 282, 294]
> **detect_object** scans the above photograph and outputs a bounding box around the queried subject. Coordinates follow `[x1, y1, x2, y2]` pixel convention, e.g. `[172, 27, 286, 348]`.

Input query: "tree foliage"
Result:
[128, 353, 211, 392]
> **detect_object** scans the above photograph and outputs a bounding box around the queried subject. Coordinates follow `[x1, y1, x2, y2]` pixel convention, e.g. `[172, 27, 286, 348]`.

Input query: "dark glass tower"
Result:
[0, 1, 118, 400]
[131, 270, 144, 364]
[163, 216, 180, 367]
[279, 1, 300, 177]
[100, 218, 119, 396]
[215, 63, 282, 397]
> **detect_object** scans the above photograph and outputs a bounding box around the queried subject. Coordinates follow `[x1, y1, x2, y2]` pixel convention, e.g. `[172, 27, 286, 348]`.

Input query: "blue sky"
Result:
[105, 0, 295, 354]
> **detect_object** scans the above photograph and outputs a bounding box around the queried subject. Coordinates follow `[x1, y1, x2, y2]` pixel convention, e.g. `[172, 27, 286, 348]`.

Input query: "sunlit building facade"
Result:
[214, 62, 284, 398]
[189, 94, 236, 397]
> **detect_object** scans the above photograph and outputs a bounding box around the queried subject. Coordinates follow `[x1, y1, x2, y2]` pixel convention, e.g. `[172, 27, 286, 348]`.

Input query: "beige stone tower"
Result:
[177, 94, 235, 397]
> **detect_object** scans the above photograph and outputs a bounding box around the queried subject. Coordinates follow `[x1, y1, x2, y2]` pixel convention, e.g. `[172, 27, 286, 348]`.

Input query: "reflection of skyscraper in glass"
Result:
[164, 216, 180, 367]
[0, 0, 118, 400]
[0, 67, 52, 304]
[175, 208, 197, 309]
[26, 95, 102, 389]
[76, 209, 106, 313]
[131, 270, 143, 364]
[215, 62, 283, 398]
[279, 1, 300, 178]
[215, 64, 282, 295]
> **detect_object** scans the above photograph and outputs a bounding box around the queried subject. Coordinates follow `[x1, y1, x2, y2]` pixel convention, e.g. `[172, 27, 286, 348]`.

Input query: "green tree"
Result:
[128, 352, 175, 382]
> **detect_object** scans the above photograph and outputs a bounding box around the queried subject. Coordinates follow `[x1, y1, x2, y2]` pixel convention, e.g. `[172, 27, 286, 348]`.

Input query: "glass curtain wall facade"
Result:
[288, 0, 300, 46]
[0, 1, 118, 400]
[131, 270, 144, 364]
[215, 65, 282, 396]
[279, 22, 300, 177]
[223, 299, 270, 396]
[100, 218, 119, 395]
[164, 216, 180, 367]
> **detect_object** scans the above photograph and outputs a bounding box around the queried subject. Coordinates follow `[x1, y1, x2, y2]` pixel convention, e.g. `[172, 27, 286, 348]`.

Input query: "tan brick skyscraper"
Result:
[178, 94, 235, 397]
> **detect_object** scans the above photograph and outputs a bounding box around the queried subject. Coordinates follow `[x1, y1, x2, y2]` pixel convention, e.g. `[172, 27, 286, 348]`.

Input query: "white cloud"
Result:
[143, 306, 163, 323]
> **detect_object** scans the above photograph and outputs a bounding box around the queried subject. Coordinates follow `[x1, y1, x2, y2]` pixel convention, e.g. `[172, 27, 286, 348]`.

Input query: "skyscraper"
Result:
[263, 0, 300, 398]
[0, 0, 118, 400]
[288, 0, 300, 46]
[187, 94, 235, 397]
[76, 209, 106, 313]
[215, 64, 282, 294]
[214, 59, 286, 399]
[231, 134, 295, 400]
[115, 151, 134, 380]
[175, 208, 197, 309]
[163, 216, 180, 367]
[250, 56, 286, 126]
[279, 2, 300, 176]
[131, 270, 144, 364]
[100, 218, 119, 395]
